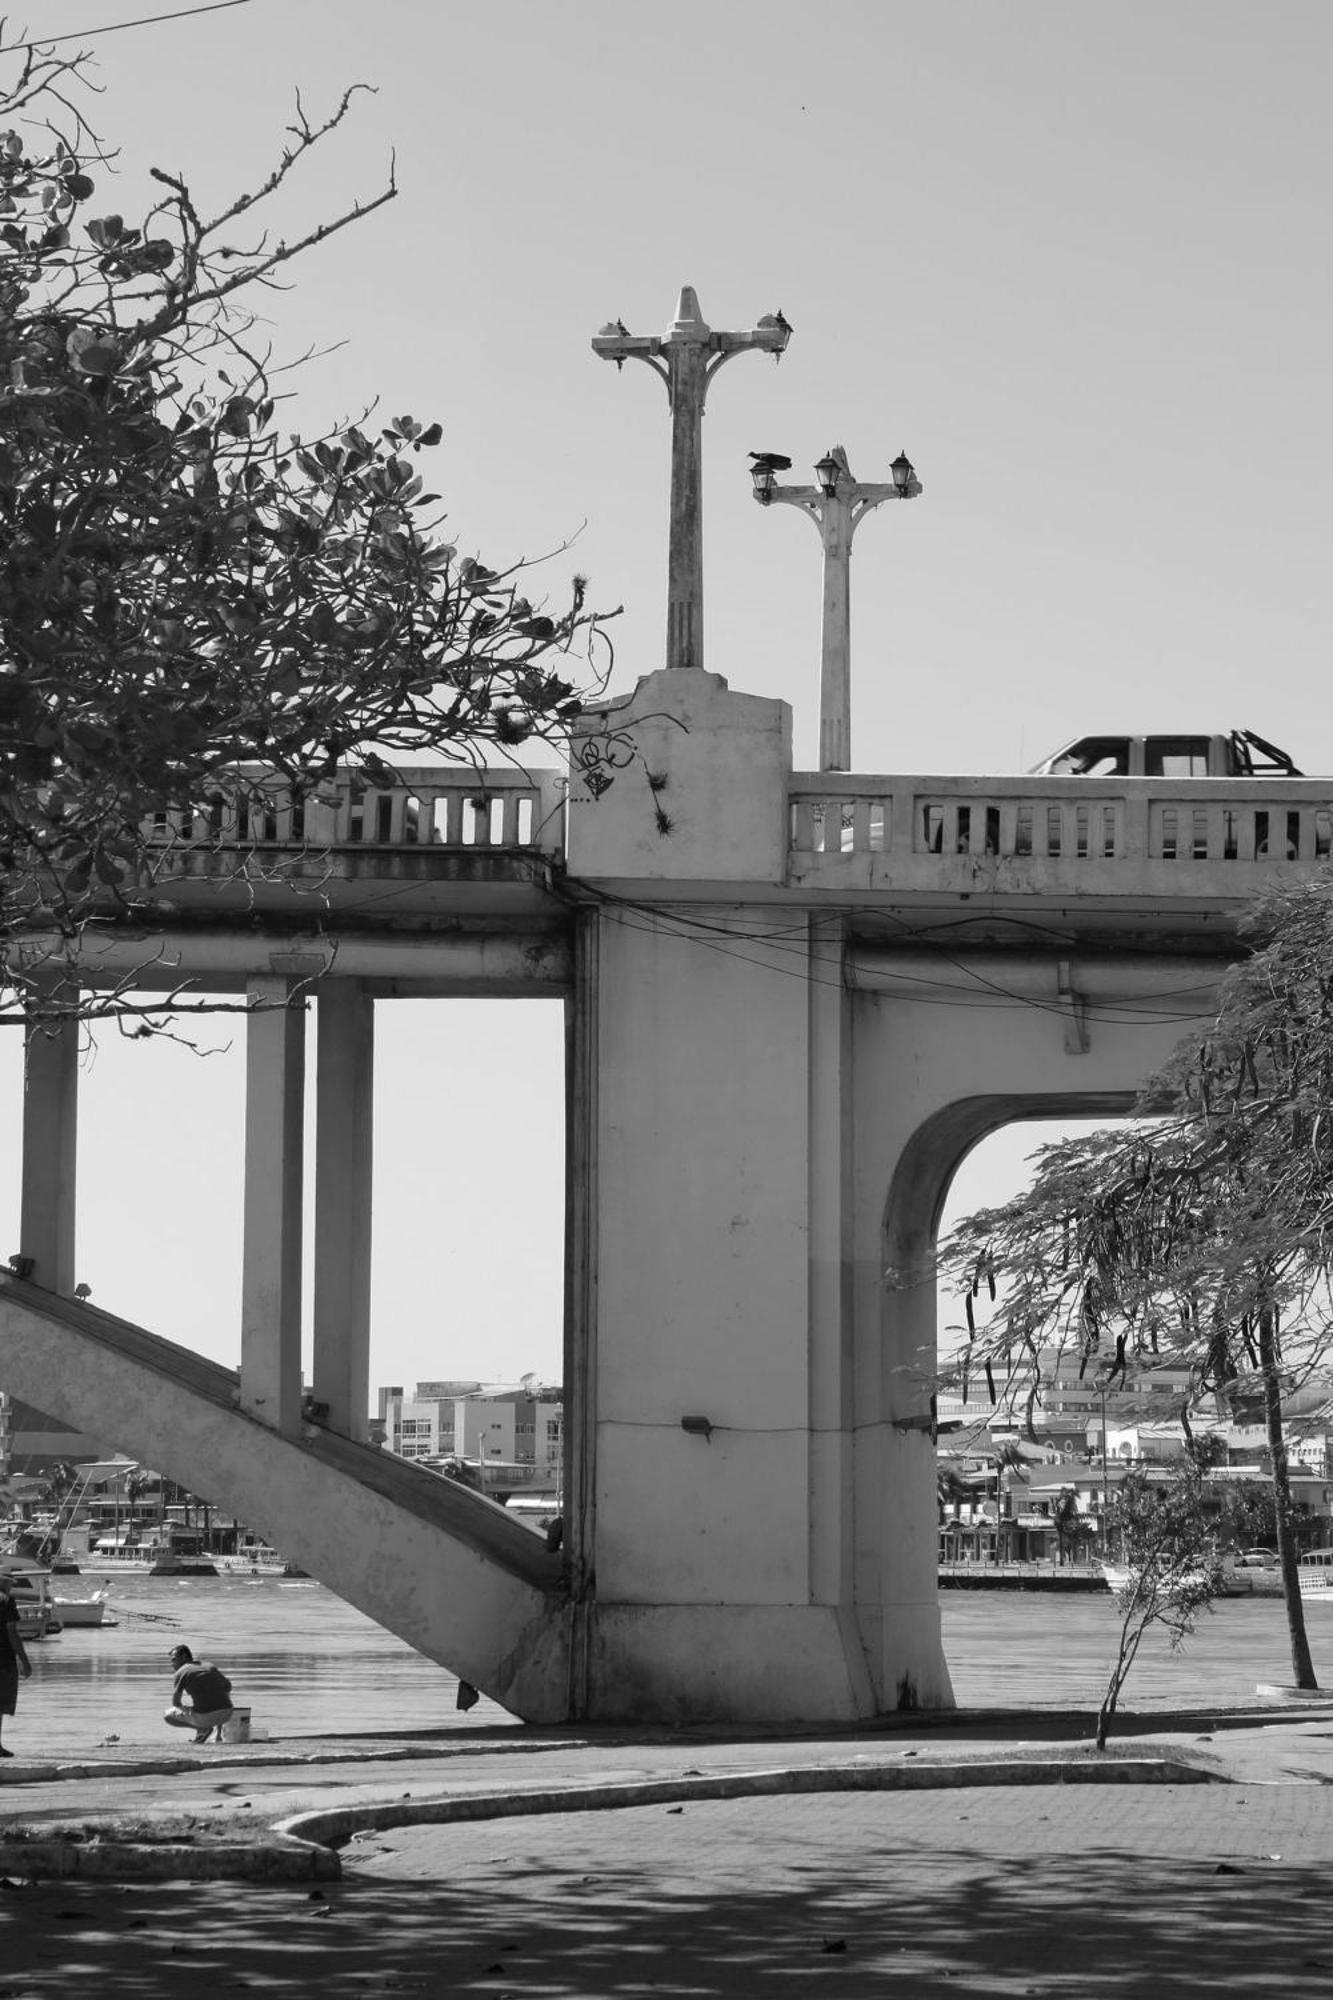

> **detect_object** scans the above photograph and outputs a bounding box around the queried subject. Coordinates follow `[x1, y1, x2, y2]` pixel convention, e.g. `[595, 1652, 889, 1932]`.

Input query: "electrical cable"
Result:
[16, 1, 255, 50]
[561, 880, 1221, 1028]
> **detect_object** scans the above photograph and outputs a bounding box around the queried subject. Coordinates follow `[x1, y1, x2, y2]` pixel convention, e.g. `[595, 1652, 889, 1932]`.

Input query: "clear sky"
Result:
[3, 0, 1331, 1396]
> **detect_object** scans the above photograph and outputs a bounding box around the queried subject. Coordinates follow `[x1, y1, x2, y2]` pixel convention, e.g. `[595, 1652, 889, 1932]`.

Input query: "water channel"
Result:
[16, 1576, 1332, 1760]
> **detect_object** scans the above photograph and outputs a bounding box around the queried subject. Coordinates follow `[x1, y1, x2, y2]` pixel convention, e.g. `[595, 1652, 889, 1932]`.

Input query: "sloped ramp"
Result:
[0, 1276, 571, 1721]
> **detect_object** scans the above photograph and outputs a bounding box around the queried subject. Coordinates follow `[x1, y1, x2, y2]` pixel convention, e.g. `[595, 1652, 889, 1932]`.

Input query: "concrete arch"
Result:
[848, 965, 1220, 1717]
[853, 1093, 1138, 1714]
[883, 1090, 1138, 1281]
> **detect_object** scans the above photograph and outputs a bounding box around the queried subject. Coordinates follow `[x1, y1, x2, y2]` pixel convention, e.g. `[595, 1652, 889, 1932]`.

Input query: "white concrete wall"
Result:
[569, 669, 878, 1720]
[461, 1400, 517, 1462]
[567, 668, 792, 886]
[589, 909, 815, 1609]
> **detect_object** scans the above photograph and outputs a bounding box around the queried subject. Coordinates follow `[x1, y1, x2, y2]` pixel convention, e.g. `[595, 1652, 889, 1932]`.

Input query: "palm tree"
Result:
[123, 1471, 148, 1546]
[1053, 1488, 1082, 1567]
[991, 1440, 1033, 1565]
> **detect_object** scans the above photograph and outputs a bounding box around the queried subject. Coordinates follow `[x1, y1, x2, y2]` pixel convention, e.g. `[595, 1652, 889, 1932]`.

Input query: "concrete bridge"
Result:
[4, 663, 1328, 1722]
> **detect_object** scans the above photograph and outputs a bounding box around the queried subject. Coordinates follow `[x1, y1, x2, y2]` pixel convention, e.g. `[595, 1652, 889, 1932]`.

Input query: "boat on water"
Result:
[1099, 1552, 1285, 1599]
[1298, 1550, 1333, 1600]
[52, 1588, 118, 1628]
[1, 1558, 62, 1639]
[214, 1546, 305, 1577]
[3, 1554, 120, 1631]
[81, 1534, 219, 1577]
[3, 1559, 120, 1634]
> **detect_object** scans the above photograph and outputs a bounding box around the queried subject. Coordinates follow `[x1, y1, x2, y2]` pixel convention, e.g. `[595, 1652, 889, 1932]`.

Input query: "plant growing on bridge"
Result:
[0, 34, 618, 1027]
[936, 871, 1333, 1695]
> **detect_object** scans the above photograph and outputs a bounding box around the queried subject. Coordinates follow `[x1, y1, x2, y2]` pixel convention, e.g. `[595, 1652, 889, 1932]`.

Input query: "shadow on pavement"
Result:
[5, 1795, 1333, 1996]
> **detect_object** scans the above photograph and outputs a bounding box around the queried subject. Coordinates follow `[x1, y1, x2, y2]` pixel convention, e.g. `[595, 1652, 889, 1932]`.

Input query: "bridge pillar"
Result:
[567, 669, 880, 1722]
[241, 976, 306, 1435]
[19, 988, 79, 1294]
[313, 980, 374, 1441]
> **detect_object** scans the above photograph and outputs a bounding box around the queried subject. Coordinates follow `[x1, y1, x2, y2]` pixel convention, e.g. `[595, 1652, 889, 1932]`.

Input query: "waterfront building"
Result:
[376, 1379, 563, 1494]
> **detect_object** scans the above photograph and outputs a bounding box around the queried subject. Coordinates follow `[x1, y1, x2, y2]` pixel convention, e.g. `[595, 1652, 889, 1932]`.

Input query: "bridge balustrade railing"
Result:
[140, 766, 568, 861]
[789, 773, 1333, 884]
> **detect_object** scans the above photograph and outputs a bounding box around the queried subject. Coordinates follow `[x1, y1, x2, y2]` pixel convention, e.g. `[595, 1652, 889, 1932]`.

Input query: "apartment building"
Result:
[376, 1379, 563, 1489]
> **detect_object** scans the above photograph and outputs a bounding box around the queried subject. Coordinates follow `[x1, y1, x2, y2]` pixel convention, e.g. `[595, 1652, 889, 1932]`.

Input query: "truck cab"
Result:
[1031, 730, 1301, 779]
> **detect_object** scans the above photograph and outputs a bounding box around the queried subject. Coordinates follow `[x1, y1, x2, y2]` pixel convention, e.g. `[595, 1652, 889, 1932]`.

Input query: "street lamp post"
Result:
[750, 444, 921, 771]
[1100, 1379, 1112, 1560]
[592, 287, 791, 674]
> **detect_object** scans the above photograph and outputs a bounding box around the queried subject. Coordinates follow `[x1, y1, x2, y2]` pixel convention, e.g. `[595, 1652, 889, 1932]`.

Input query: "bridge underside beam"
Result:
[16, 929, 572, 997]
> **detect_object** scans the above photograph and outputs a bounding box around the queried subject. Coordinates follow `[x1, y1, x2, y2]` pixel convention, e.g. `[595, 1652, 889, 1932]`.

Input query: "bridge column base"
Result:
[854, 1602, 955, 1716]
[581, 1603, 954, 1725]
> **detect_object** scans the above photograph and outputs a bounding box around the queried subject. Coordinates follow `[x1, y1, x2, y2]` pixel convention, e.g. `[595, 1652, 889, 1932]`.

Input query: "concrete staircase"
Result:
[0, 1276, 570, 1720]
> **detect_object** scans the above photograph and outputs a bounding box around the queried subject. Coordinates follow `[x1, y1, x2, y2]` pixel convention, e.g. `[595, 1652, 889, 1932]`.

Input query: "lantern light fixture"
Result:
[814, 453, 841, 498]
[749, 462, 777, 505]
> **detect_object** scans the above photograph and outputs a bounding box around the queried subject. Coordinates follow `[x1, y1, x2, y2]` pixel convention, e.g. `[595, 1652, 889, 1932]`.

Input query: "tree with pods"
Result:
[937, 872, 1333, 1694]
[0, 34, 617, 1031]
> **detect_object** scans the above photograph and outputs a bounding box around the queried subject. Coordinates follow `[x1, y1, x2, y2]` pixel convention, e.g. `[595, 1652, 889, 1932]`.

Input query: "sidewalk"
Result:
[4, 1694, 1333, 1877]
[6, 1703, 1333, 1997]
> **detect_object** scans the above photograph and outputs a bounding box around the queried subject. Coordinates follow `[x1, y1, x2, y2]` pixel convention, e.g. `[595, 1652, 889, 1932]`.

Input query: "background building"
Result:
[375, 1378, 563, 1497]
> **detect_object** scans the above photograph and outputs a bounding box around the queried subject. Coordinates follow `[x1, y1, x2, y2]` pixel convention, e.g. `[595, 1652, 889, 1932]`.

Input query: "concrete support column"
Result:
[805, 917, 854, 1601]
[806, 916, 876, 1712]
[19, 987, 79, 1293]
[241, 977, 306, 1435]
[313, 980, 374, 1441]
[563, 915, 600, 1719]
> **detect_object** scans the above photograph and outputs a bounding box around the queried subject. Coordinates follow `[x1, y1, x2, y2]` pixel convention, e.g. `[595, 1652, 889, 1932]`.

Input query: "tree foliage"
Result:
[0, 37, 616, 1020]
[936, 871, 1333, 1689]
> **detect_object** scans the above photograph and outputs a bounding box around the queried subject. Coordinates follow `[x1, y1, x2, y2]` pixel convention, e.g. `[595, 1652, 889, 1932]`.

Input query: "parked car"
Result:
[1030, 730, 1301, 780]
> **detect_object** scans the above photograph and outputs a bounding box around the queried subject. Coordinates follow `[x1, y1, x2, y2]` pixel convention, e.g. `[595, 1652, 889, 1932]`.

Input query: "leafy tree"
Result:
[1096, 1463, 1222, 1750]
[937, 873, 1333, 1692]
[0, 36, 617, 1027]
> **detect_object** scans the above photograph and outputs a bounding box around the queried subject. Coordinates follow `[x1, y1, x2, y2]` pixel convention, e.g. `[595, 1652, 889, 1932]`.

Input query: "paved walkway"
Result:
[3, 1701, 1333, 1994]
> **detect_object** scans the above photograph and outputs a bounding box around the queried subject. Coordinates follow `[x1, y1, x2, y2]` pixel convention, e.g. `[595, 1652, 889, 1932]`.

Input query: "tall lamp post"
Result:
[592, 287, 791, 674]
[750, 444, 921, 772]
[1099, 1378, 1112, 1561]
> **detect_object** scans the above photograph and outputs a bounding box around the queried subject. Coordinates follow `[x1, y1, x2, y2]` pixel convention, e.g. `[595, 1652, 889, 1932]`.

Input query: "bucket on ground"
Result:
[221, 1706, 252, 1743]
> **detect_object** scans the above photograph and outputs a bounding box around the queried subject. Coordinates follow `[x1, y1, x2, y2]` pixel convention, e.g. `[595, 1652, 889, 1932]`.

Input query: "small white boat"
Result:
[215, 1547, 295, 1576]
[1101, 1553, 1286, 1600]
[52, 1588, 118, 1629]
[1098, 1560, 1217, 1600]
[1227, 1550, 1285, 1598]
[0, 1559, 62, 1641]
[1298, 1550, 1333, 1599]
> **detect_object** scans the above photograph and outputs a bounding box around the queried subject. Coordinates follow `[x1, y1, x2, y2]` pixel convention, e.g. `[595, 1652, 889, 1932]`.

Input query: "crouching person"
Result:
[164, 1642, 235, 1743]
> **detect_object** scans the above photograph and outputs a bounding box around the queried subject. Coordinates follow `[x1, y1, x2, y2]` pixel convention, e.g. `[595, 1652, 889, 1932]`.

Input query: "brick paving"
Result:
[3, 1781, 1333, 1995]
[4, 1715, 1333, 1994]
